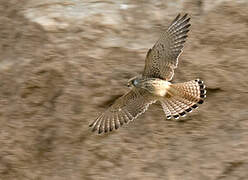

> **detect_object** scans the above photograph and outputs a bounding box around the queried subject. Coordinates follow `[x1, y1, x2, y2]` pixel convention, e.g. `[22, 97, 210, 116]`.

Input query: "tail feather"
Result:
[160, 79, 206, 119]
[166, 98, 181, 118]
[161, 100, 172, 119]
[167, 98, 184, 119]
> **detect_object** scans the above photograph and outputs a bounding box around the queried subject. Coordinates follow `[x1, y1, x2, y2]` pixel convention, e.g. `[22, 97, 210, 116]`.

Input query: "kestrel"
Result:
[89, 14, 206, 134]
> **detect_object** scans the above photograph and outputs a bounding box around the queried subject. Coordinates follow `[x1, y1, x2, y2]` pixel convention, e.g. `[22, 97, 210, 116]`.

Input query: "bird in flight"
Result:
[89, 14, 206, 134]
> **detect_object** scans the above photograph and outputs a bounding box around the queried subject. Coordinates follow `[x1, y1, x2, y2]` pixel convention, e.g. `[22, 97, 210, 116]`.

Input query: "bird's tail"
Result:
[160, 79, 206, 119]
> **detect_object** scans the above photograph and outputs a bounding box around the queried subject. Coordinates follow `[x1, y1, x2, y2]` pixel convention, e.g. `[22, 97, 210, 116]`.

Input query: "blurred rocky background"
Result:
[0, 0, 248, 179]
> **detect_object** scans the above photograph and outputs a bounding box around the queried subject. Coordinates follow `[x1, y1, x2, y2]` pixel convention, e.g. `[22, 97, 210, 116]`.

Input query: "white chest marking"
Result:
[153, 81, 171, 97]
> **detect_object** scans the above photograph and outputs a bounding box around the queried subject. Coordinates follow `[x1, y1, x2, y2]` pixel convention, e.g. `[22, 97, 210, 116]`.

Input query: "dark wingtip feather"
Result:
[183, 29, 190, 34]
[170, 14, 181, 26]
[183, 34, 188, 39]
[179, 112, 186, 117]
[92, 126, 97, 132]
[91, 119, 100, 132]
[98, 128, 103, 134]
[186, 108, 192, 113]
[200, 89, 207, 95]
[192, 104, 198, 109]
[179, 18, 191, 28]
[195, 78, 206, 105]
[200, 94, 206, 98]
[173, 115, 180, 119]
[175, 13, 181, 21]
[175, 35, 188, 42]
[186, 17, 191, 22]
[198, 99, 204, 104]
[104, 128, 108, 133]
[183, 24, 191, 29]
[196, 79, 203, 84]
[115, 124, 119, 130]
[181, 14, 188, 20]
[199, 84, 205, 89]
[89, 119, 97, 127]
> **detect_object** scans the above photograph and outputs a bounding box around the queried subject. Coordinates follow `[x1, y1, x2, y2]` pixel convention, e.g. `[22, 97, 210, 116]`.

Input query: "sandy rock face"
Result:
[0, 0, 248, 180]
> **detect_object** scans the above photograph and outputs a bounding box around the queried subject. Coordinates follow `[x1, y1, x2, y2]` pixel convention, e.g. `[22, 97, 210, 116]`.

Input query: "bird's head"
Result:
[127, 75, 142, 88]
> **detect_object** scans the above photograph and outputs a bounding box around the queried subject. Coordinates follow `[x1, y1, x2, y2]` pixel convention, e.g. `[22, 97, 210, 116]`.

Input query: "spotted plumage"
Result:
[89, 14, 206, 134]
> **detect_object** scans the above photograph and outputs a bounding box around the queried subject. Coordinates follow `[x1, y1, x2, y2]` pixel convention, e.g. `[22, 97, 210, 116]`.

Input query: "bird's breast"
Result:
[141, 79, 171, 97]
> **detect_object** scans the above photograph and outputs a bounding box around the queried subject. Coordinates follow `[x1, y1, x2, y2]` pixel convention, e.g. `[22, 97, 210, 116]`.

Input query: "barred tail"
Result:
[160, 79, 206, 119]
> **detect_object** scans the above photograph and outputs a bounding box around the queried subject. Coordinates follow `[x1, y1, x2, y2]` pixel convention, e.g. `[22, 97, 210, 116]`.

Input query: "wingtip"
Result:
[104, 128, 108, 133]
[91, 126, 97, 132]
[172, 13, 181, 25]
[180, 13, 188, 21]
[176, 13, 181, 19]
[184, 24, 191, 29]
[98, 128, 103, 134]
[182, 13, 187, 18]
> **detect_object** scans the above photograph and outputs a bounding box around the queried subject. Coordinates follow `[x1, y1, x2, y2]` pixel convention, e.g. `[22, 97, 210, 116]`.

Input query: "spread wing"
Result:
[89, 88, 157, 134]
[142, 14, 191, 81]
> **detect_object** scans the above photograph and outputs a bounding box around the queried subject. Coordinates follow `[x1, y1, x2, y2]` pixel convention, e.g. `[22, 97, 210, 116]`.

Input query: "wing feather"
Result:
[89, 88, 157, 134]
[143, 14, 191, 81]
